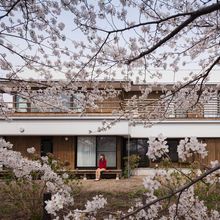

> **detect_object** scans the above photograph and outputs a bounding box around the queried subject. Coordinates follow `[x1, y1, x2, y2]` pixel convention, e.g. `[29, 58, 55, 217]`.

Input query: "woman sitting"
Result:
[95, 154, 107, 181]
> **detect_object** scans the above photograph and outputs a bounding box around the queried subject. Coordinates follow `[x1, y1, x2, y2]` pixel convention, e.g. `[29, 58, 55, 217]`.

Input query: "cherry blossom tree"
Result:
[0, 0, 220, 219]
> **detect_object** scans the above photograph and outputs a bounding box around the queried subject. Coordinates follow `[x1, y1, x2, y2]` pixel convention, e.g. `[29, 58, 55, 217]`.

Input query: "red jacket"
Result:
[99, 159, 107, 169]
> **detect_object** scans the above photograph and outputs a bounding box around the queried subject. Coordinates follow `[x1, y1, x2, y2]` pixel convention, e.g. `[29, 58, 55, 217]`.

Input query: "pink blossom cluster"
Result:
[177, 137, 208, 161]
[147, 133, 169, 161]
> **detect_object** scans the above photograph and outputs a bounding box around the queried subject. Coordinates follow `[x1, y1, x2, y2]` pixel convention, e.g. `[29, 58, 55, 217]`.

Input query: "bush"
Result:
[123, 154, 140, 178]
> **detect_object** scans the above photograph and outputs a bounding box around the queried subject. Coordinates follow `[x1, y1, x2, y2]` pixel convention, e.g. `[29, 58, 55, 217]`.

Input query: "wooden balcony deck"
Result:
[3, 98, 220, 119]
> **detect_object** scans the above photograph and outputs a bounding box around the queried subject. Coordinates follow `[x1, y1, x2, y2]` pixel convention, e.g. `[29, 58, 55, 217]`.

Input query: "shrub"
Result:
[123, 154, 140, 178]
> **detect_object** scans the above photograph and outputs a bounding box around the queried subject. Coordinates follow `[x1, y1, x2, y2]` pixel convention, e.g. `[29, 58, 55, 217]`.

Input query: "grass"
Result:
[196, 183, 220, 211]
[0, 180, 44, 220]
[0, 176, 219, 219]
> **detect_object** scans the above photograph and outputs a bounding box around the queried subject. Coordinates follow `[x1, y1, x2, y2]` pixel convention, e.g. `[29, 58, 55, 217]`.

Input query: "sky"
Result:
[0, 0, 219, 84]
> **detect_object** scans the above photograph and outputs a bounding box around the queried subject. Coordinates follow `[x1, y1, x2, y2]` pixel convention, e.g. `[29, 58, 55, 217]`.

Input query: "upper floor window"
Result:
[15, 96, 30, 112]
[14, 93, 85, 113]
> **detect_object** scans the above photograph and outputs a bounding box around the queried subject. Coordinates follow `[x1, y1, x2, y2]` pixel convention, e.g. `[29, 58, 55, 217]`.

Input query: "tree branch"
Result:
[121, 164, 220, 219]
[126, 2, 220, 64]
[0, 0, 21, 20]
[80, 11, 192, 34]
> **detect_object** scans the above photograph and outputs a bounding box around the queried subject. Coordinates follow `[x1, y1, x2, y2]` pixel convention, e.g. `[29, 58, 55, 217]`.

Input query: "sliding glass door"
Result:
[77, 137, 96, 167]
[77, 136, 117, 168]
[97, 137, 116, 167]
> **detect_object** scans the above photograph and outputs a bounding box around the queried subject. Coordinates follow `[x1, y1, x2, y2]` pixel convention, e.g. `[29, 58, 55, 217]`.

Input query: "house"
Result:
[0, 80, 220, 177]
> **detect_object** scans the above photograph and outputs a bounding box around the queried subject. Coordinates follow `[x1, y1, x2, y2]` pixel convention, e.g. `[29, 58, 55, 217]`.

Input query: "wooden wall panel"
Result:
[201, 139, 220, 166]
[5, 136, 41, 157]
[53, 136, 75, 169]
[216, 139, 220, 162]
[123, 91, 161, 99]
[214, 139, 220, 161]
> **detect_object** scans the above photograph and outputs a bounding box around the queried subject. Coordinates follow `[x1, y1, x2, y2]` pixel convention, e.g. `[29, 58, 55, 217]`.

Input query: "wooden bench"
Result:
[0, 169, 122, 180]
[63, 169, 122, 180]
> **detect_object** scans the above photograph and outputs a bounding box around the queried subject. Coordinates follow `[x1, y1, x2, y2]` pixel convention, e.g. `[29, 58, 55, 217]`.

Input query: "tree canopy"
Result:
[0, 0, 219, 122]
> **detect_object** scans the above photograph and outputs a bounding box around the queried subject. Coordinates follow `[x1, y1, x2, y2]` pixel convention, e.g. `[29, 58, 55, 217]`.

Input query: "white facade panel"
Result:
[0, 117, 220, 138]
[0, 118, 129, 136]
[130, 122, 220, 138]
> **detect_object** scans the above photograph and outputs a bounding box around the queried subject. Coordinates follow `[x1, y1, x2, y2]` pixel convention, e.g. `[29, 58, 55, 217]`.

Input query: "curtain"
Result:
[77, 136, 96, 167]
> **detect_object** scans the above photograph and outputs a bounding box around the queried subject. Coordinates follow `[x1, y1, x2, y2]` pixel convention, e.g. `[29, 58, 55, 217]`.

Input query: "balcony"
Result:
[2, 98, 220, 119]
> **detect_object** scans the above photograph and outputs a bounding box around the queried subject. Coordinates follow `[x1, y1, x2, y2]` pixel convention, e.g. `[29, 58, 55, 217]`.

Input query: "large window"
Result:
[77, 136, 117, 168]
[97, 137, 116, 167]
[77, 137, 96, 167]
[125, 139, 149, 167]
[125, 138, 179, 167]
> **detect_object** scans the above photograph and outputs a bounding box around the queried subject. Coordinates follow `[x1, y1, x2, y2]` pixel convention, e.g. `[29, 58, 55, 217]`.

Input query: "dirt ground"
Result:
[79, 176, 145, 193]
[73, 176, 147, 218]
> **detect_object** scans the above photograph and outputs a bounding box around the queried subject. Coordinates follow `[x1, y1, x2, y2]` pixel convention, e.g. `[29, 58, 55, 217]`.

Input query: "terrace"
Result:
[3, 97, 220, 119]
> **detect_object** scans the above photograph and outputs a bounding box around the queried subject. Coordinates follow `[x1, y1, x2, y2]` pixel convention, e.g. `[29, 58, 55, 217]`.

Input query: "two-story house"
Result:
[0, 80, 220, 177]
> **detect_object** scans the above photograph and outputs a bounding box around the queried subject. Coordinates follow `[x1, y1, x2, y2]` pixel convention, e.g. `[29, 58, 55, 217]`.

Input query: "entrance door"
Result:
[41, 137, 53, 157]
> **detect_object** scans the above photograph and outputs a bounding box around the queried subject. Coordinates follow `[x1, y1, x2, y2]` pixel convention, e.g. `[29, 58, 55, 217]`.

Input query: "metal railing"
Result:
[3, 98, 220, 119]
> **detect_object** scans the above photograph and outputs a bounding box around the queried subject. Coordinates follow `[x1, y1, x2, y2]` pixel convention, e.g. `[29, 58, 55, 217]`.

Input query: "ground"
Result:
[1, 175, 219, 219]
[80, 176, 144, 193]
[73, 176, 146, 219]
[0, 176, 146, 220]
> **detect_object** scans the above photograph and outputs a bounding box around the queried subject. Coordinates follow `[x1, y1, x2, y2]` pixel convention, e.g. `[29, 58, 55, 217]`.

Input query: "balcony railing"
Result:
[2, 98, 220, 119]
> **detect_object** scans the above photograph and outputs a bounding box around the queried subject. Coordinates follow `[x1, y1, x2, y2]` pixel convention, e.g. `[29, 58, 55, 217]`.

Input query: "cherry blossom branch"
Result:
[65, 33, 111, 87]
[0, 43, 55, 69]
[126, 2, 220, 64]
[0, 0, 21, 20]
[79, 11, 192, 34]
[121, 164, 220, 219]
[190, 55, 220, 108]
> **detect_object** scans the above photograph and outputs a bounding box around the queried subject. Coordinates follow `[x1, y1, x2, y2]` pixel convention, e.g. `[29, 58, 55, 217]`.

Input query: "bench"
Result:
[0, 169, 122, 180]
[63, 169, 122, 180]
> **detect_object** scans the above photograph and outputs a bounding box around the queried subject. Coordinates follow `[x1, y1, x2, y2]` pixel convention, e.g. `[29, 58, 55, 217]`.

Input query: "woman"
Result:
[95, 154, 107, 181]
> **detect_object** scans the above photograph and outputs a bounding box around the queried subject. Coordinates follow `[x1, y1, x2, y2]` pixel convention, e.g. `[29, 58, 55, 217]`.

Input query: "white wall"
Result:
[1, 117, 220, 138]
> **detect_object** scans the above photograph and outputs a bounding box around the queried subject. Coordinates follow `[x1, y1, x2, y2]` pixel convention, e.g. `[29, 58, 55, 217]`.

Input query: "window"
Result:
[54, 93, 84, 112]
[125, 138, 179, 167]
[72, 93, 85, 112]
[125, 138, 149, 167]
[77, 136, 117, 168]
[60, 94, 72, 109]
[97, 137, 116, 167]
[167, 139, 179, 162]
[15, 96, 29, 112]
[77, 136, 96, 167]
[153, 139, 179, 163]
[41, 137, 53, 157]
[137, 139, 150, 167]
